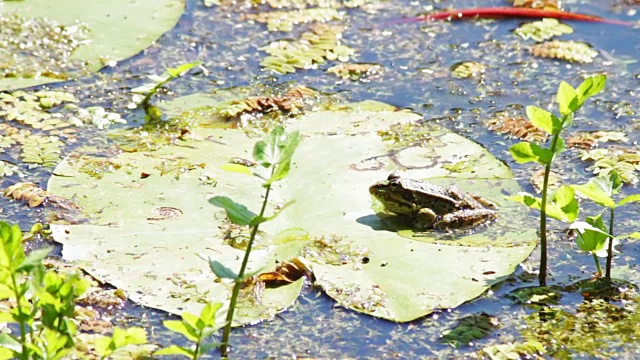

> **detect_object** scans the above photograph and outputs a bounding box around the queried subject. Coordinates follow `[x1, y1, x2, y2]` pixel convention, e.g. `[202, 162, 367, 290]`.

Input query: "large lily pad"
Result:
[0, 0, 185, 91]
[49, 101, 536, 324]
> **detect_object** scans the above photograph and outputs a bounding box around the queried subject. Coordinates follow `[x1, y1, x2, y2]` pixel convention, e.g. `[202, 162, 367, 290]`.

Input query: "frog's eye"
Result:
[387, 173, 400, 181]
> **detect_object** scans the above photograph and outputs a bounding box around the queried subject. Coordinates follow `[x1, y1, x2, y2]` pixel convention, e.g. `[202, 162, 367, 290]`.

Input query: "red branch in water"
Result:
[402, 7, 633, 26]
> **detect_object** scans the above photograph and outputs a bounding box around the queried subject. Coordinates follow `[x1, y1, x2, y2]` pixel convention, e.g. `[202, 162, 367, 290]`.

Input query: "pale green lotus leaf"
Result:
[49, 101, 536, 324]
[0, 0, 185, 91]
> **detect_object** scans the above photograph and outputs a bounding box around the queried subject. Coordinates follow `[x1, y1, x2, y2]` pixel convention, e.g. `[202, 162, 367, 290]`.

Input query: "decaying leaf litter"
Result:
[2, 0, 640, 357]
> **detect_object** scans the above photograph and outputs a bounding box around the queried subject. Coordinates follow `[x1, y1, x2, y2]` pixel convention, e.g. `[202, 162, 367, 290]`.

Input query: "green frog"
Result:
[369, 173, 498, 230]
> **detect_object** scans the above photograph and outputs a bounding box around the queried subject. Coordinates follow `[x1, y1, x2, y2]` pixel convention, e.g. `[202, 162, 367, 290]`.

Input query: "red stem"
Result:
[401, 7, 633, 26]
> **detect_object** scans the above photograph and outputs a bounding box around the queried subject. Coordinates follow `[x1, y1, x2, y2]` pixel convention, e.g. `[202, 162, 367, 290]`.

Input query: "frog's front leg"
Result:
[415, 208, 438, 230]
[434, 209, 497, 230]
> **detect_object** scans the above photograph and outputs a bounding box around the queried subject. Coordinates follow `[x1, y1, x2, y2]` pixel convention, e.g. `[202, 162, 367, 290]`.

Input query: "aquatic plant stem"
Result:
[220, 175, 274, 358]
[606, 208, 615, 280]
[538, 161, 551, 286]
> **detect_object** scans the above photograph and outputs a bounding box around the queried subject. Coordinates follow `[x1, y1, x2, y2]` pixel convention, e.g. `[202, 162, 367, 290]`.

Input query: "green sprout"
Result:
[508, 75, 606, 285]
[208, 125, 302, 357]
[571, 171, 640, 279]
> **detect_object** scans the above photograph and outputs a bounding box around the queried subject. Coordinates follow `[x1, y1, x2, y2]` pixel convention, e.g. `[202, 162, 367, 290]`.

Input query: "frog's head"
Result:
[369, 173, 415, 214]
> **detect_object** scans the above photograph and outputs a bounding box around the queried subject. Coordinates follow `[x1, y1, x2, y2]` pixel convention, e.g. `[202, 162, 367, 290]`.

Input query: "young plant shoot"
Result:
[208, 125, 302, 357]
[509, 75, 606, 285]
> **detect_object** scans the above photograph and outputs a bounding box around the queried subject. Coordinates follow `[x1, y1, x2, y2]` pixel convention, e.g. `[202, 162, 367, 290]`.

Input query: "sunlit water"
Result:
[2, 0, 640, 357]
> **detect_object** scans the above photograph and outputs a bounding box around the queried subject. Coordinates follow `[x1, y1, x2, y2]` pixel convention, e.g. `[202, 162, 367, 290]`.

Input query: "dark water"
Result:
[2, 0, 640, 358]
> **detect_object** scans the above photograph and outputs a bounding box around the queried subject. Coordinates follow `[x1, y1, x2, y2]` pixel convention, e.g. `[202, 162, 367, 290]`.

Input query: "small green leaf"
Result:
[15, 247, 51, 273]
[508, 192, 542, 210]
[154, 345, 195, 357]
[208, 196, 256, 226]
[576, 75, 606, 106]
[163, 320, 198, 342]
[624, 232, 640, 239]
[571, 215, 610, 253]
[571, 177, 615, 208]
[509, 142, 552, 165]
[267, 131, 302, 185]
[619, 194, 640, 206]
[208, 260, 238, 280]
[557, 81, 578, 115]
[546, 185, 578, 222]
[167, 60, 202, 77]
[526, 106, 561, 134]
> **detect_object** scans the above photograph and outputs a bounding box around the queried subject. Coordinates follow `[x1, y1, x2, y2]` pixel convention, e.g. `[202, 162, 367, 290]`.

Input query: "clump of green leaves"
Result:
[440, 313, 498, 348]
[208, 125, 302, 356]
[580, 147, 640, 185]
[481, 340, 545, 359]
[260, 24, 354, 74]
[154, 302, 225, 359]
[515, 18, 573, 42]
[131, 60, 202, 122]
[508, 75, 606, 285]
[0, 221, 148, 359]
[570, 171, 640, 279]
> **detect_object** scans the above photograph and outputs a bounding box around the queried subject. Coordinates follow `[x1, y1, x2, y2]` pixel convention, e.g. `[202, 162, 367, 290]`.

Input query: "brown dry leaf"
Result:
[246, 257, 315, 288]
[219, 86, 316, 119]
[3, 182, 80, 210]
[484, 115, 548, 142]
[566, 131, 628, 150]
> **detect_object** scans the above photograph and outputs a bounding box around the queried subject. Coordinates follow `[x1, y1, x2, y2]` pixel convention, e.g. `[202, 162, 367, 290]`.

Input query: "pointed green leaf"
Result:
[154, 345, 195, 357]
[252, 126, 286, 166]
[208, 196, 256, 226]
[199, 302, 223, 326]
[526, 106, 561, 135]
[570, 215, 610, 253]
[208, 259, 238, 280]
[15, 247, 51, 273]
[546, 185, 578, 222]
[576, 75, 606, 106]
[163, 320, 198, 342]
[167, 60, 202, 77]
[571, 177, 615, 208]
[0, 222, 24, 268]
[220, 163, 252, 175]
[267, 130, 302, 185]
[619, 194, 640, 206]
[509, 142, 552, 165]
[557, 81, 578, 115]
[508, 192, 542, 210]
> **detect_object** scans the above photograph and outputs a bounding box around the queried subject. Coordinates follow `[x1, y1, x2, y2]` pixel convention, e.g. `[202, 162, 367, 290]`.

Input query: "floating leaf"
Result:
[247, 8, 342, 32]
[49, 100, 535, 324]
[566, 130, 628, 150]
[19, 135, 64, 167]
[482, 340, 546, 359]
[451, 61, 486, 79]
[260, 24, 353, 74]
[515, 18, 573, 42]
[327, 63, 383, 80]
[581, 147, 640, 184]
[3, 182, 79, 211]
[530, 40, 598, 63]
[511, 0, 561, 10]
[441, 313, 498, 348]
[484, 114, 548, 143]
[0, 0, 185, 91]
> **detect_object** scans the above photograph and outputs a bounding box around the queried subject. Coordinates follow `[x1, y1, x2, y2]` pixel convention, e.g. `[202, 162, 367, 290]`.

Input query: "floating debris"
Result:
[3, 182, 79, 210]
[451, 61, 486, 79]
[511, 0, 561, 10]
[484, 114, 548, 142]
[247, 8, 343, 32]
[327, 63, 382, 80]
[0, 14, 90, 80]
[217, 85, 316, 119]
[260, 24, 354, 74]
[441, 313, 498, 348]
[566, 130, 628, 150]
[515, 18, 573, 42]
[530, 40, 599, 63]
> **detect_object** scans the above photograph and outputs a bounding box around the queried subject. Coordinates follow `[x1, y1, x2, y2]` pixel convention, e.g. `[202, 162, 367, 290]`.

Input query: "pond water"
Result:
[2, 0, 640, 358]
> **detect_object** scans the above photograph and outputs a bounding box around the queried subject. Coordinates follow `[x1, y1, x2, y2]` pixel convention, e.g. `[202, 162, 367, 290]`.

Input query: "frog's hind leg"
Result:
[434, 209, 497, 230]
